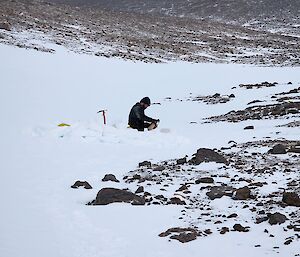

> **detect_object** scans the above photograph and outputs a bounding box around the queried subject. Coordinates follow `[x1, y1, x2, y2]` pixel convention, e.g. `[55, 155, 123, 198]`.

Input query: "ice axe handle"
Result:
[97, 109, 107, 125]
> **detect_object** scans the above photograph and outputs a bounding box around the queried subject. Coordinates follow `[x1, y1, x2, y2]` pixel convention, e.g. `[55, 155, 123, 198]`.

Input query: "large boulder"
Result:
[190, 148, 227, 165]
[93, 188, 145, 205]
[282, 192, 300, 207]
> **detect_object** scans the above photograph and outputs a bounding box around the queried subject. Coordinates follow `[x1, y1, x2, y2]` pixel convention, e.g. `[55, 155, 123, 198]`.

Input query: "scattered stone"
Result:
[282, 192, 300, 207]
[244, 125, 254, 130]
[92, 188, 145, 205]
[268, 144, 287, 154]
[190, 148, 227, 165]
[71, 180, 92, 189]
[102, 174, 120, 182]
[233, 224, 249, 232]
[195, 177, 214, 184]
[227, 213, 238, 218]
[233, 186, 251, 200]
[268, 212, 288, 225]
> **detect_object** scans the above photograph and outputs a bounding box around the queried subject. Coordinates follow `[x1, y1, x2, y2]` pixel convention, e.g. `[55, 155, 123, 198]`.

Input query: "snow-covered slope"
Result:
[1, 43, 300, 257]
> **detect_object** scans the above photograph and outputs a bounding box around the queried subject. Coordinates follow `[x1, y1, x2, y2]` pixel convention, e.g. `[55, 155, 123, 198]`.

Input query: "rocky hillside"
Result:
[0, 0, 299, 65]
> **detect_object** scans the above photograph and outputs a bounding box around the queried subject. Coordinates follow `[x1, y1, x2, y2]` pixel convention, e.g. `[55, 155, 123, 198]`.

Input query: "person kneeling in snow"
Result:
[128, 97, 159, 131]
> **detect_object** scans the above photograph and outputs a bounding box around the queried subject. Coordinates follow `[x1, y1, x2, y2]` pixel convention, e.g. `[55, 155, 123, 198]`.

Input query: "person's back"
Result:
[128, 97, 159, 131]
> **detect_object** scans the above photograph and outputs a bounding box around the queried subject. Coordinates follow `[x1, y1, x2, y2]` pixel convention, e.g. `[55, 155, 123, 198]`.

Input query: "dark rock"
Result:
[170, 232, 197, 243]
[282, 192, 300, 207]
[229, 94, 235, 98]
[102, 174, 120, 182]
[135, 186, 144, 194]
[176, 157, 187, 165]
[233, 186, 251, 200]
[284, 239, 293, 245]
[244, 126, 254, 130]
[93, 188, 145, 205]
[268, 144, 287, 154]
[176, 185, 188, 192]
[0, 22, 11, 31]
[220, 227, 229, 234]
[71, 180, 92, 189]
[139, 161, 151, 167]
[268, 212, 287, 225]
[169, 197, 186, 205]
[206, 186, 235, 200]
[233, 224, 249, 232]
[190, 148, 227, 165]
[195, 177, 214, 184]
[159, 227, 198, 243]
[227, 213, 238, 218]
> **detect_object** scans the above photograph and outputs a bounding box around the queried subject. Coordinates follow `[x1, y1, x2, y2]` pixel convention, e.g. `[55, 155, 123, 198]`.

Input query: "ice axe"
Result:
[97, 109, 107, 125]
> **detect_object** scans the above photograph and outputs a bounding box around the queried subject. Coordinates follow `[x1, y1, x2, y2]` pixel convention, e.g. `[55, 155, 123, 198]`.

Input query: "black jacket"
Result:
[128, 103, 155, 131]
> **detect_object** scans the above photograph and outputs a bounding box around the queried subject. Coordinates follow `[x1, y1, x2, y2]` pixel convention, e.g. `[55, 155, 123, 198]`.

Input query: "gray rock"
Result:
[268, 144, 287, 154]
[268, 212, 287, 225]
[190, 148, 227, 165]
[0, 22, 11, 31]
[233, 186, 251, 200]
[195, 177, 214, 184]
[206, 186, 235, 200]
[176, 157, 187, 165]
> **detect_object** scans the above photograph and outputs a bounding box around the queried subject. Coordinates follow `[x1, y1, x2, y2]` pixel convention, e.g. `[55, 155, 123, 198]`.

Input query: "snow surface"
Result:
[1, 43, 300, 257]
